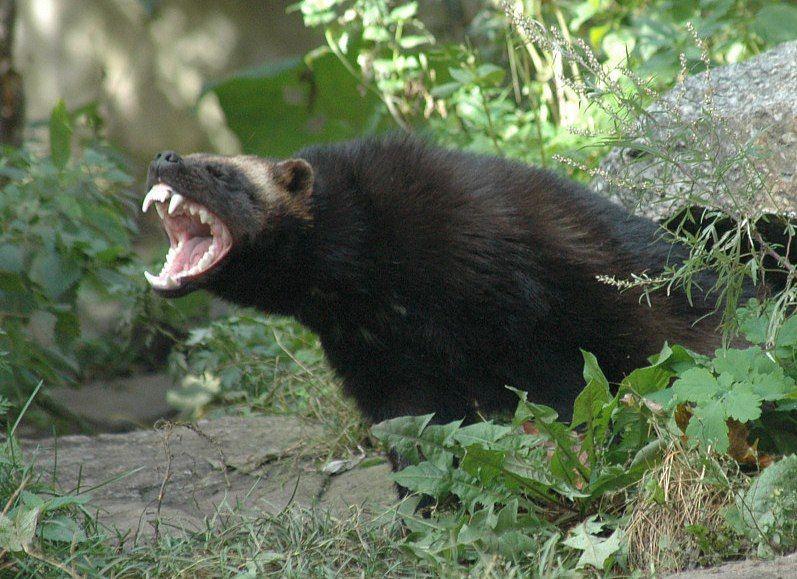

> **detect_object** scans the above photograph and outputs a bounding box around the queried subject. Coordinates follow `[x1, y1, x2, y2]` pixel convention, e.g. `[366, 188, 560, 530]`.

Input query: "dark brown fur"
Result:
[147, 136, 726, 423]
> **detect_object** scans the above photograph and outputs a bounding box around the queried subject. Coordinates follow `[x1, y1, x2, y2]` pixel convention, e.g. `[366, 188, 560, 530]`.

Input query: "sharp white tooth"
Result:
[199, 209, 210, 224]
[197, 251, 213, 270]
[188, 204, 198, 215]
[156, 204, 166, 219]
[169, 193, 185, 215]
[144, 271, 161, 287]
[142, 184, 173, 213]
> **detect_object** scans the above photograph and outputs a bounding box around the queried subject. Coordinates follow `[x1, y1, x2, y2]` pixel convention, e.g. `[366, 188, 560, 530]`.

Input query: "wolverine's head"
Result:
[142, 151, 314, 297]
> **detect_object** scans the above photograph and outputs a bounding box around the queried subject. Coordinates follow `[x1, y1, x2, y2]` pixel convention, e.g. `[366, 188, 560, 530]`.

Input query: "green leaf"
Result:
[776, 316, 797, 349]
[0, 244, 25, 274]
[430, 81, 461, 98]
[391, 462, 450, 495]
[43, 494, 92, 512]
[390, 2, 417, 20]
[474, 63, 505, 85]
[673, 368, 720, 403]
[572, 351, 611, 429]
[38, 516, 87, 544]
[0, 506, 40, 553]
[753, 4, 797, 45]
[29, 247, 82, 301]
[712, 349, 758, 381]
[449, 67, 474, 84]
[751, 371, 795, 401]
[685, 399, 729, 453]
[206, 52, 391, 158]
[452, 422, 512, 447]
[721, 386, 761, 423]
[739, 304, 768, 345]
[54, 310, 81, 349]
[460, 444, 506, 486]
[735, 454, 797, 546]
[419, 420, 462, 469]
[563, 519, 623, 570]
[449, 468, 507, 511]
[371, 414, 434, 465]
[49, 100, 73, 170]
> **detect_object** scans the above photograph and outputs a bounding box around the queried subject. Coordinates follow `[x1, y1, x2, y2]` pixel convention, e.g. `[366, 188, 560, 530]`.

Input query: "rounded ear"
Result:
[273, 158, 314, 196]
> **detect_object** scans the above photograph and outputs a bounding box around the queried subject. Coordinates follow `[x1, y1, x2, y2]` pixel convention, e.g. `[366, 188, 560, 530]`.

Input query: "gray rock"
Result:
[22, 415, 396, 538]
[593, 41, 797, 221]
[669, 552, 797, 579]
[48, 373, 175, 433]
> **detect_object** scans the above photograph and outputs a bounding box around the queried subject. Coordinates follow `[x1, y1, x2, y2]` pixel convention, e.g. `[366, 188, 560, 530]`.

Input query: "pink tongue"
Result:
[187, 237, 213, 269]
[169, 237, 213, 274]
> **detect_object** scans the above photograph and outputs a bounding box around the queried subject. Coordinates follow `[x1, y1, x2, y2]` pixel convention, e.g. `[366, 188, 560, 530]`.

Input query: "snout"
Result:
[147, 150, 183, 186]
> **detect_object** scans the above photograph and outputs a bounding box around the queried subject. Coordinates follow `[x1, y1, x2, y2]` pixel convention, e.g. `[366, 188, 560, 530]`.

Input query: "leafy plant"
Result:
[0, 387, 100, 576]
[639, 302, 797, 456]
[372, 324, 797, 571]
[168, 313, 367, 452]
[371, 348, 686, 570]
[0, 103, 137, 409]
[0, 100, 209, 423]
[727, 454, 797, 556]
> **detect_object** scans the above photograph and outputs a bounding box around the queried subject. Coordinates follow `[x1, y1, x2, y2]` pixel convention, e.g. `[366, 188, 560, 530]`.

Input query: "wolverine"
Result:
[142, 136, 724, 424]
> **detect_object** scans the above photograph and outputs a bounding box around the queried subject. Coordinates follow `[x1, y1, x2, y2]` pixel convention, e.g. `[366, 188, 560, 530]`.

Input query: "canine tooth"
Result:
[156, 204, 166, 219]
[144, 271, 160, 287]
[169, 193, 185, 215]
[142, 184, 172, 213]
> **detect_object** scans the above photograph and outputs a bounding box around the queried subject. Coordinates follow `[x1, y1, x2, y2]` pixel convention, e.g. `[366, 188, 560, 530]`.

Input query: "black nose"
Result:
[153, 151, 182, 165]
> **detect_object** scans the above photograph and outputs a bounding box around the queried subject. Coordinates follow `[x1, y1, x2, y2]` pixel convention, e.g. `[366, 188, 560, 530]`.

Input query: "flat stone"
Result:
[21, 415, 396, 537]
[48, 373, 174, 432]
[318, 459, 396, 516]
[670, 552, 797, 578]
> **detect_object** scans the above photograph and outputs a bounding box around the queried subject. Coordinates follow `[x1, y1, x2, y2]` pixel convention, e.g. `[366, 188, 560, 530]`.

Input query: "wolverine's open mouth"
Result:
[142, 183, 233, 290]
